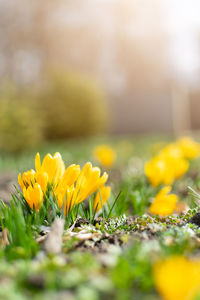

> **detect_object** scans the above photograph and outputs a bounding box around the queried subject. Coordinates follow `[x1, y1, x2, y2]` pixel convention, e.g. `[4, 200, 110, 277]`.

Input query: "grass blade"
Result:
[107, 191, 121, 219]
[98, 189, 105, 219]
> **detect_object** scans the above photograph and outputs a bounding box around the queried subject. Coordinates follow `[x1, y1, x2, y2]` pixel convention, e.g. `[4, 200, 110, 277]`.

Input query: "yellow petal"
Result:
[23, 183, 43, 212]
[93, 185, 111, 212]
[157, 186, 172, 198]
[35, 152, 41, 172]
[149, 186, 178, 216]
[61, 164, 80, 187]
[18, 173, 23, 190]
[35, 171, 48, 192]
[40, 152, 65, 184]
[153, 256, 200, 300]
[177, 137, 200, 160]
[18, 169, 36, 190]
[55, 185, 75, 215]
[93, 145, 116, 168]
[23, 187, 33, 210]
[73, 162, 108, 205]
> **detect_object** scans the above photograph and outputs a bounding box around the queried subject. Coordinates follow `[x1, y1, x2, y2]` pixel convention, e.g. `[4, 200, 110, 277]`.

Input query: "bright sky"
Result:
[45, 0, 200, 85]
[163, 0, 200, 83]
[163, 0, 200, 33]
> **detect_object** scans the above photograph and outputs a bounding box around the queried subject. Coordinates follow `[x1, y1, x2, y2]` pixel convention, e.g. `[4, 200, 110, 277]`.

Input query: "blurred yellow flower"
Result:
[23, 183, 43, 211]
[93, 145, 116, 168]
[149, 186, 178, 216]
[145, 155, 174, 187]
[177, 137, 200, 160]
[145, 138, 200, 187]
[93, 185, 111, 212]
[72, 162, 108, 206]
[160, 144, 189, 179]
[145, 144, 189, 187]
[18, 169, 36, 190]
[35, 152, 65, 185]
[160, 143, 183, 159]
[153, 256, 200, 300]
[173, 157, 189, 179]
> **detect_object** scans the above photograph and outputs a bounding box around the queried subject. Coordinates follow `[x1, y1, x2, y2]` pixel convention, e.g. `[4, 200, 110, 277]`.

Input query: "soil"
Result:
[189, 212, 200, 226]
[0, 172, 17, 204]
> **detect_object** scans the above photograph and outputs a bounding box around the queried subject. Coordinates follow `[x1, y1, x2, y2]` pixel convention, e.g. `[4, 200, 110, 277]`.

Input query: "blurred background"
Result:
[1, 0, 200, 153]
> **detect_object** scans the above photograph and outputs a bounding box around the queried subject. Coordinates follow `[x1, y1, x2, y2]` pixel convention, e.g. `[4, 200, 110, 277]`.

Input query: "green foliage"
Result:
[115, 176, 155, 216]
[111, 242, 154, 292]
[40, 70, 108, 139]
[0, 199, 38, 260]
[0, 82, 44, 153]
[0, 137, 200, 299]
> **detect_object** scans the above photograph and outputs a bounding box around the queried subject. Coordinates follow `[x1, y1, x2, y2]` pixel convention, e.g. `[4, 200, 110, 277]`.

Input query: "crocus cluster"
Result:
[18, 152, 111, 214]
[146, 137, 200, 216]
[145, 137, 200, 187]
[153, 256, 200, 300]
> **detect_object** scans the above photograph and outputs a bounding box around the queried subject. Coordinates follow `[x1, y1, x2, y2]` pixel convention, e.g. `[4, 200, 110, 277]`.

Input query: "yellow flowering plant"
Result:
[17, 152, 112, 226]
[177, 137, 200, 160]
[149, 186, 178, 216]
[23, 183, 44, 212]
[93, 185, 111, 213]
[145, 137, 199, 187]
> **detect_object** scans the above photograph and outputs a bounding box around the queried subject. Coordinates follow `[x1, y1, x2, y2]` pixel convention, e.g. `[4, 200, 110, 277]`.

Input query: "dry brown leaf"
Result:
[44, 218, 65, 254]
[175, 202, 190, 214]
[1, 228, 9, 247]
[63, 228, 100, 241]
[36, 235, 47, 244]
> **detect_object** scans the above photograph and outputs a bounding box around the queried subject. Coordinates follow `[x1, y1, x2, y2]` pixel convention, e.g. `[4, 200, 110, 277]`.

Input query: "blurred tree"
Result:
[39, 69, 108, 139]
[0, 81, 44, 153]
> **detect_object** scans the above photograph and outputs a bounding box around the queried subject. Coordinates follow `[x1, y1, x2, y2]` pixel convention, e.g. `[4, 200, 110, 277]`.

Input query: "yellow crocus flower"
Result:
[149, 186, 178, 216]
[35, 152, 65, 185]
[58, 164, 80, 188]
[23, 183, 43, 212]
[160, 143, 189, 179]
[35, 171, 48, 193]
[72, 162, 108, 206]
[161, 154, 189, 181]
[54, 164, 80, 213]
[93, 185, 111, 212]
[93, 145, 116, 168]
[173, 157, 189, 179]
[55, 162, 108, 214]
[56, 185, 75, 215]
[153, 256, 200, 300]
[145, 156, 175, 187]
[18, 169, 48, 193]
[18, 169, 36, 190]
[145, 146, 189, 187]
[160, 143, 183, 159]
[177, 137, 200, 160]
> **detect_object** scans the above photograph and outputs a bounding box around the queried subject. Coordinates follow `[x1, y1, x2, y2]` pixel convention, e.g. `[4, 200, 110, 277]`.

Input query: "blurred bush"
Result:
[0, 82, 44, 154]
[40, 70, 108, 139]
[0, 71, 109, 153]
